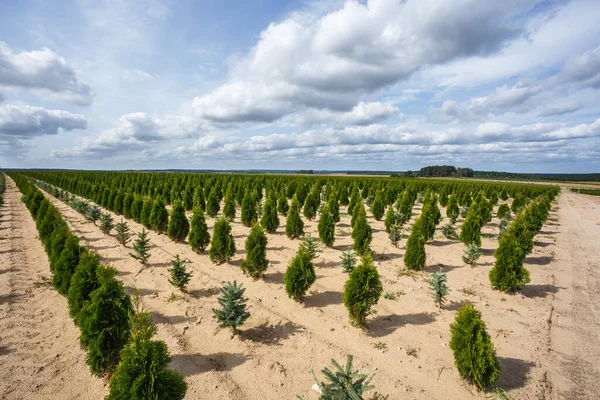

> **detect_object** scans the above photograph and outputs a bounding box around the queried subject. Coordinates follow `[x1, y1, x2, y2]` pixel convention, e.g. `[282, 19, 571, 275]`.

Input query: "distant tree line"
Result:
[416, 166, 474, 178]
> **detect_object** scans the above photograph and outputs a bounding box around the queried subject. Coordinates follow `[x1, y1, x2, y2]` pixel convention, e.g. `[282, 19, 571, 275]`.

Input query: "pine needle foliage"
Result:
[188, 207, 210, 253]
[212, 281, 250, 334]
[298, 355, 380, 400]
[241, 224, 269, 279]
[339, 250, 357, 273]
[99, 213, 114, 234]
[449, 303, 500, 391]
[168, 255, 192, 291]
[343, 255, 383, 327]
[130, 229, 151, 265]
[388, 222, 404, 248]
[167, 201, 190, 243]
[300, 234, 321, 260]
[427, 268, 449, 308]
[284, 248, 316, 302]
[209, 217, 236, 264]
[115, 218, 131, 246]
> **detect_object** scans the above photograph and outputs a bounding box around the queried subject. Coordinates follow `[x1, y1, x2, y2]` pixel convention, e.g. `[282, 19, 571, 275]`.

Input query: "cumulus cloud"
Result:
[559, 46, 600, 88]
[298, 101, 398, 126]
[0, 103, 87, 138]
[193, 0, 533, 123]
[539, 101, 582, 117]
[0, 42, 93, 106]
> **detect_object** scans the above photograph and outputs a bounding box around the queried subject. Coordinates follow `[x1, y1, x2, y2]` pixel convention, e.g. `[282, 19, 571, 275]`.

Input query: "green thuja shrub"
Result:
[150, 197, 169, 234]
[67, 249, 101, 325]
[122, 193, 133, 219]
[428, 268, 449, 308]
[130, 196, 142, 222]
[318, 204, 335, 247]
[352, 210, 372, 256]
[188, 207, 210, 253]
[370, 190, 385, 221]
[130, 229, 151, 265]
[140, 198, 153, 228]
[209, 217, 236, 264]
[489, 231, 530, 292]
[241, 191, 257, 227]
[511, 193, 525, 213]
[49, 225, 70, 272]
[404, 225, 426, 271]
[277, 191, 289, 216]
[206, 188, 220, 218]
[446, 195, 459, 223]
[339, 250, 357, 273]
[212, 281, 250, 334]
[193, 186, 206, 210]
[462, 243, 481, 267]
[260, 195, 279, 233]
[241, 224, 269, 279]
[384, 207, 397, 234]
[167, 201, 190, 242]
[285, 196, 304, 239]
[303, 188, 320, 221]
[298, 355, 380, 400]
[284, 248, 316, 302]
[459, 211, 482, 247]
[223, 187, 236, 221]
[496, 203, 511, 220]
[343, 255, 382, 327]
[99, 213, 114, 234]
[52, 235, 81, 295]
[79, 266, 133, 377]
[106, 297, 187, 400]
[168, 255, 192, 291]
[115, 219, 131, 246]
[449, 303, 500, 391]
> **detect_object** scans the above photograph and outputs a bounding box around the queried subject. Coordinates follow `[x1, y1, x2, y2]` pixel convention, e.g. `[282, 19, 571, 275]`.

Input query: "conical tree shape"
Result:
[206, 188, 220, 217]
[193, 186, 206, 211]
[67, 249, 101, 325]
[107, 301, 187, 400]
[168, 254, 192, 291]
[277, 191, 289, 216]
[150, 197, 169, 234]
[303, 188, 320, 221]
[130, 229, 151, 265]
[284, 248, 316, 302]
[168, 201, 190, 242]
[343, 255, 382, 326]
[449, 303, 500, 390]
[318, 204, 335, 248]
[427, 268, 449, 308]
[370, 190, 385, 221]
[496, 203, 510, 219]
[223, 192, 236, 221]
[489, 230, 530, 292]
[384, 207, 397, 234]
[351, 210, 372, 256]
[241, 225, 269, 279]
[115, 219, 131, 246]
[140, 199, 153, 229]
[49, 225, 70, 272]
[209, 217, 236, 264]
[130, 197, 143, 223]
[86, 205, 101, 225]
[308, 355, 378, 399]
[52, 235, 81, 295]
[446, 195, 459, 222]
[122, 193, 133, 219]
[459, 209, 482, 247]
[285, 196, 304, 239]
[79, 266, 133, 377]
[327, 194, 340, 223]
[99, 213, 114, 234]
[188, 207, 210, 253]
[260, 195, 279, 233]
[241, 191, 257, 227]
[212, 281, 250, 333]
[404, 224, 426, 270]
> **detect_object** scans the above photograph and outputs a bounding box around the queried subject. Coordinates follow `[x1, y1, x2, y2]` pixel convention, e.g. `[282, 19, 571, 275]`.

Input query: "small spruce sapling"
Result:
[339, 250, 357, 273]
[441, 223, 457, 240]
[86, 205, 101, 225]
[462, 243, 481, 267]
[168, 255, 192, 291]
[428, 268, 449, 308]
[130, 229, 151, 265]
[388, 222, 404, 247]
[212, 281, 250, 334]
[300, 233, 321, 260]
[115, 218, 131, 246]
[99, 213, 114, 234]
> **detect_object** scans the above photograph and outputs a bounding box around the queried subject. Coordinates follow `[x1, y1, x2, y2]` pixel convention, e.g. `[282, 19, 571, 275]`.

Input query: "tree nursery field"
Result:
[1, 171, 599, 399]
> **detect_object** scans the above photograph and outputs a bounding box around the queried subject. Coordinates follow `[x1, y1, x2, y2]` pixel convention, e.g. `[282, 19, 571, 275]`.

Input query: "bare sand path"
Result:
[0, 177, 105, 399]
[549, 189, 600, 399]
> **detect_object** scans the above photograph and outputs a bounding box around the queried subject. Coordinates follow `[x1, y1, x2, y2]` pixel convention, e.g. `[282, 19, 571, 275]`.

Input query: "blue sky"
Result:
[1, 0, 599, 172]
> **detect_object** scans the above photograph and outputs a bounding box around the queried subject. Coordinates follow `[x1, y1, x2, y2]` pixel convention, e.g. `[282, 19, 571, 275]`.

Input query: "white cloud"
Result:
[539, 101, 582, 117]
[0, 41, 93, 106]
[298, 101, 398, 126]
[122, 68, 156, 81]
[0, 103, 87, 138]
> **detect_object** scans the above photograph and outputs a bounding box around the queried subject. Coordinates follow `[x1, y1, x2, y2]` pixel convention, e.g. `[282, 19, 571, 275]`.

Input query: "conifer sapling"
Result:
[427, 268, 449, 308]
[343, 255, 382, 327]
[339, 250, 357, 273]
[212, 281, 250, 334]
[130, 229, 151, 265]
[241, 224, 269, 279]
[99, 213, 114, 234]
[284, 248, 316, 302]
[462, 242, 481, 267]
[168, 254, 192, 291]
[115, 218, 131, 246]
[188, 207, 210, 253]
[209, 217, 236, 264]
[167, 200, 190, 242]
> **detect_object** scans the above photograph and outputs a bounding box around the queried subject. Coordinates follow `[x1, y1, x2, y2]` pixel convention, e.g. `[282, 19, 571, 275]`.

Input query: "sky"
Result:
[0, 0, 599, 173]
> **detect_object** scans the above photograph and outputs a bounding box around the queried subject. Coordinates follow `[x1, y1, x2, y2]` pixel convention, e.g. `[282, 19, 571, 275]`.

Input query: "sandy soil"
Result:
[0, 177, 106, 399]
[2, 175, 599, 399]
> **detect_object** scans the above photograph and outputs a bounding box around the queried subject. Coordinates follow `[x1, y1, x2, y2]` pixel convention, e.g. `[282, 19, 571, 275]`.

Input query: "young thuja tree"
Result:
[277, 191, 289, 216]
[86, 205, 101, 225]
[297, 355, 381, 400]
[285, 196, 304, 239]
[449, 303, 500, 391]
[188, 207, 210, 253]
[241, 224, 269, 279]
[140, 198, 153, 229]
[496, 203, 511, 220]
[99, 213, 114, 234]
[352, 209, 372, 256]
[79, 266, 133, 377]
[459, 210, 482, 247]
[462, 242, 482, 267]
[106, 295, 187, 400]
[241, 191, 257, 227]
[489, 230, 530, 292]
[318, 204, 335, 248]
[300, 233, 321, 261]
[404, 223, 426, 271]
[428, 268, 449, 308]
[167, 200, 190, 243]
[206, 188, 220, 218]
[115, 218, 131, 246]
[150, 197, 169, 234]
[223, 187, 236, 221]
[339, 250, 357, 273]
[370, 190, 385, 221]
[52, 235, 81, 295]
[260, 195, 279, 233]
[209, 217, 236, 264]
[441, 222, 458, 240]
[343, 255, 383, 327]
[168, 254, 192, 291]
[384, 207, 397, 234]
[284, 247, 316, 302]
[212, 281, 250, 334]
[303, 187, 320, 221]
[67, 249, 101, 325]
[130, 229, 151, 265]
